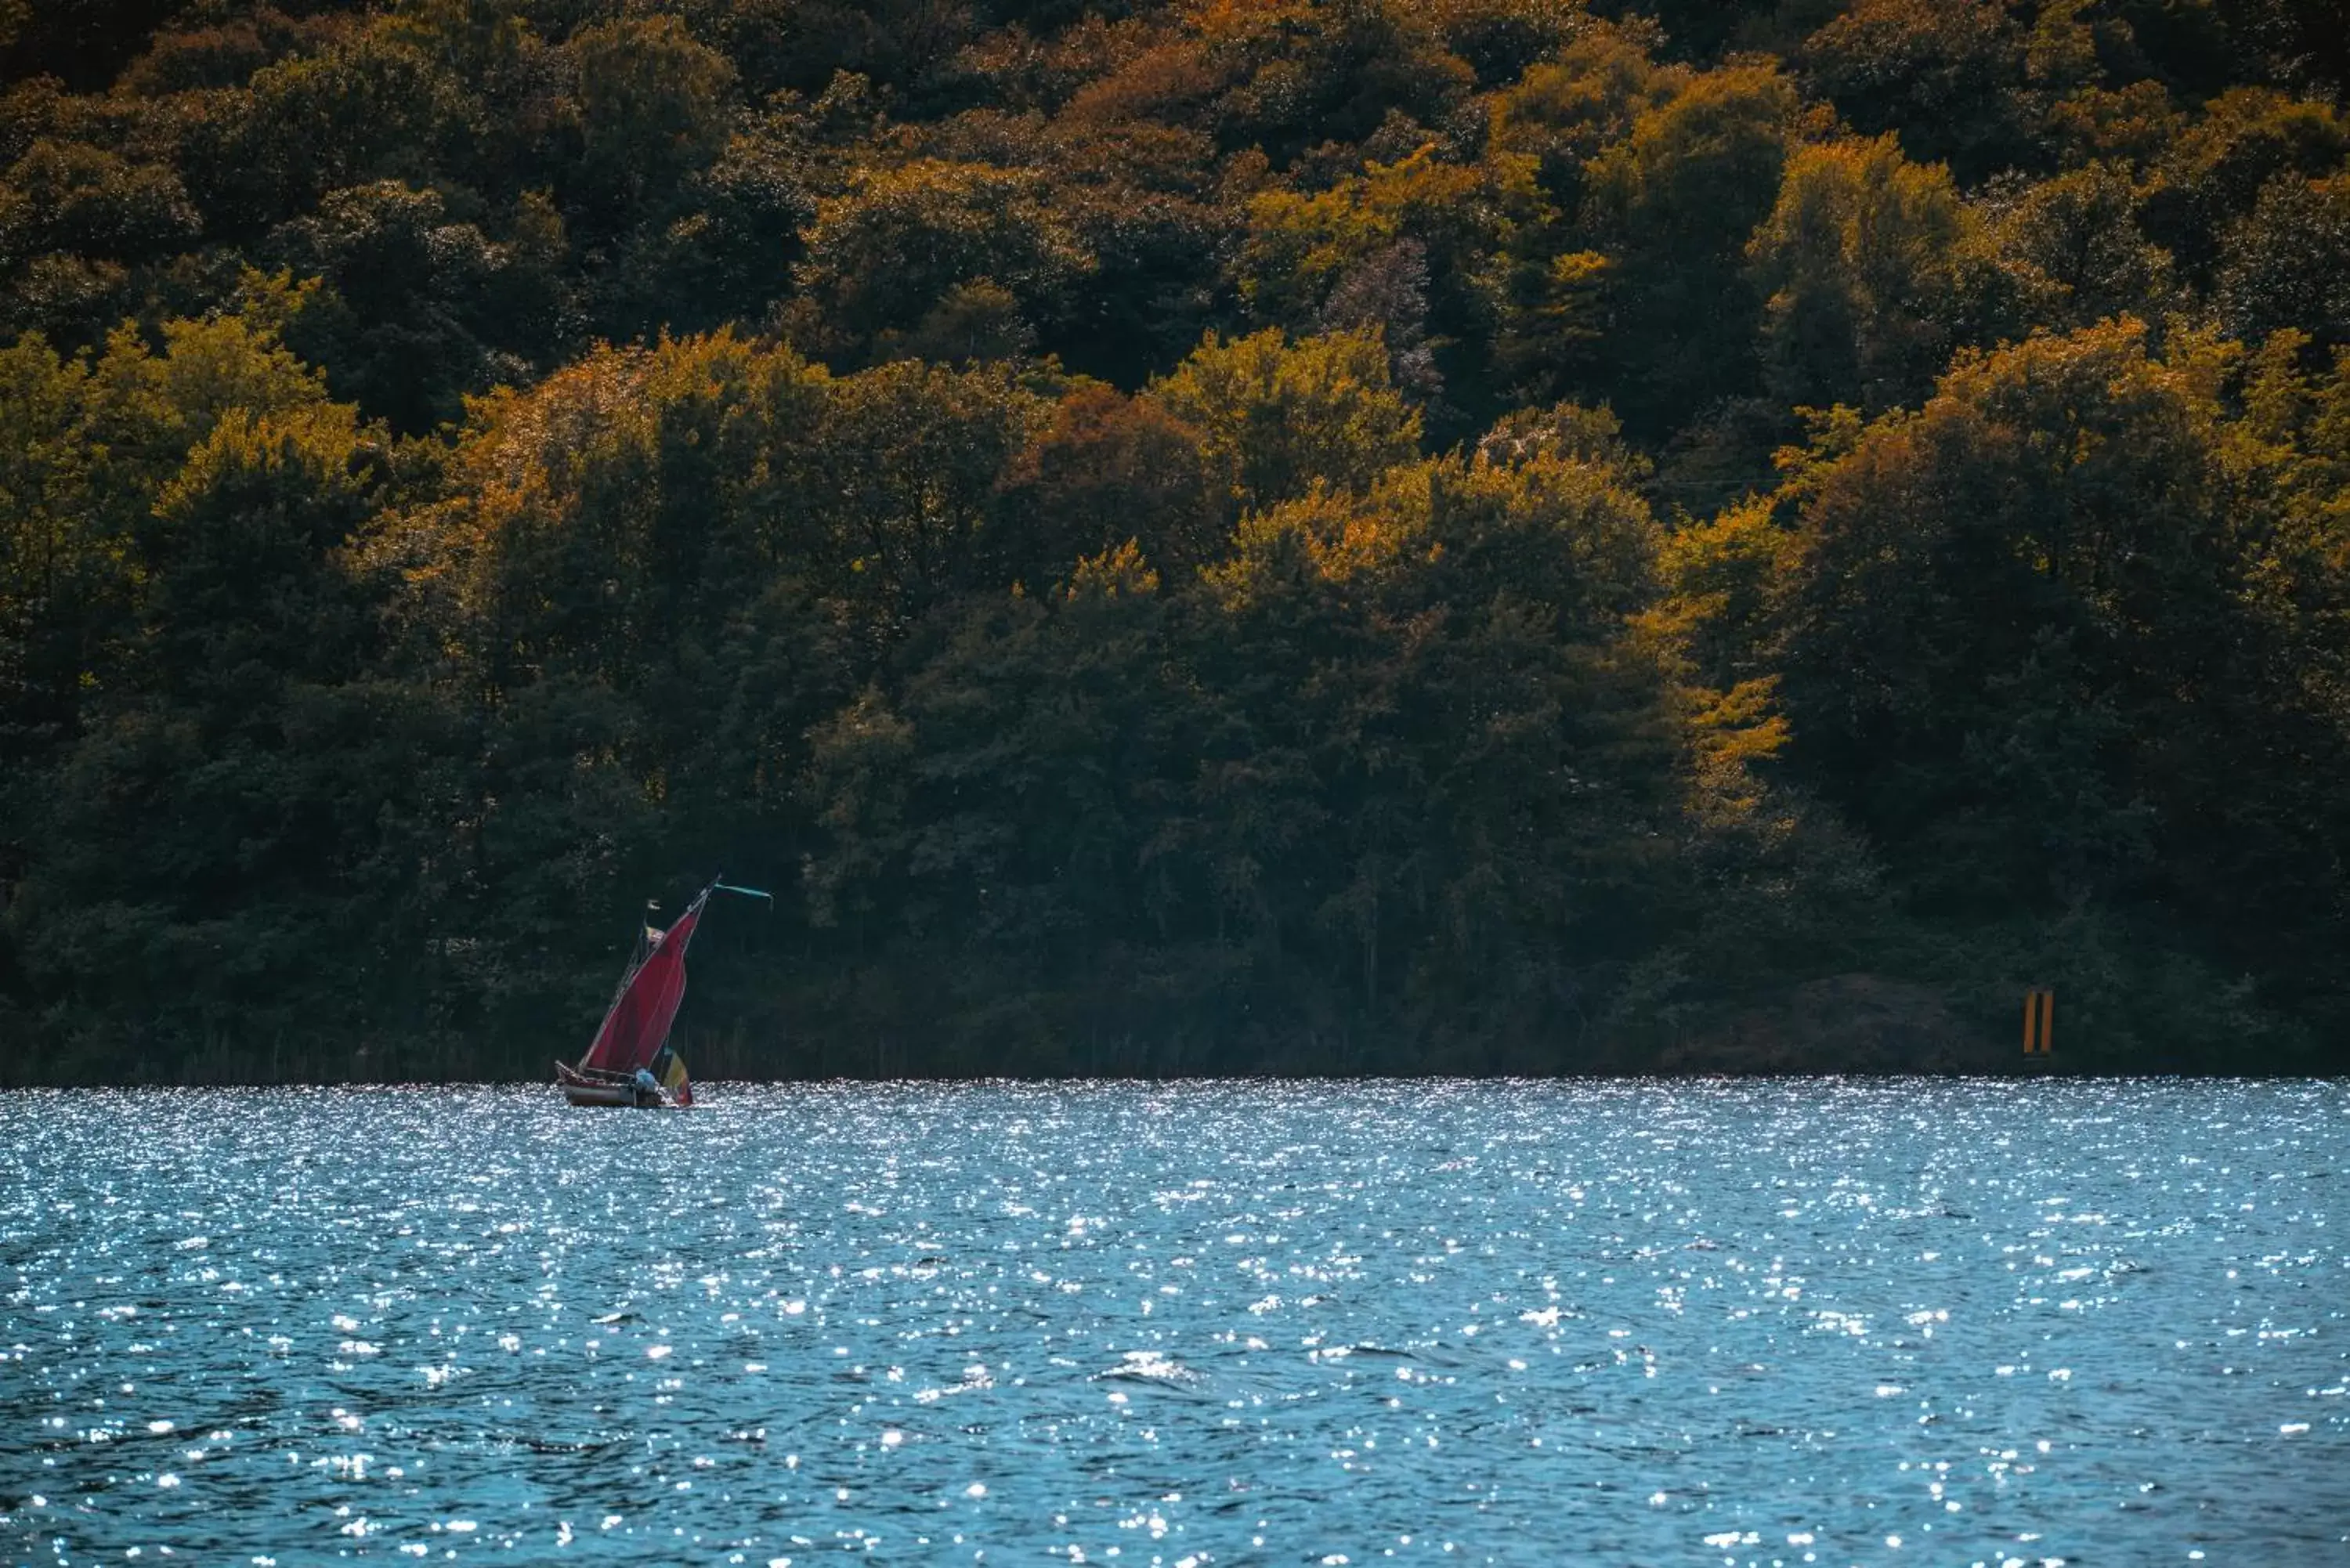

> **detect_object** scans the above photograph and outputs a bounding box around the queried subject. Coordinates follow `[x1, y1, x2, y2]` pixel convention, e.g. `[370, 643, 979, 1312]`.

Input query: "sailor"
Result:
[634, 1065, 660, 1105]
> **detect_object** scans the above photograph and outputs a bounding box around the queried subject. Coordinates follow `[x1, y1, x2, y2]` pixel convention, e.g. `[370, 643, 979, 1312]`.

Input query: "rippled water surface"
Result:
[3, 1081, 2347, 1566]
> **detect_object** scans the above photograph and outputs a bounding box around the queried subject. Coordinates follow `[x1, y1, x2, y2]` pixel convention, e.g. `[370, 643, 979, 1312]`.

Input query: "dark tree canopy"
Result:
[3, 0, 2347, 1081]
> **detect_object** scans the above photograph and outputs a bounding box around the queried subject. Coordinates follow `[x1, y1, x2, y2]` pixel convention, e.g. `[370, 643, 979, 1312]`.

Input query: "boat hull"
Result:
[555, 1060, 674, 1109]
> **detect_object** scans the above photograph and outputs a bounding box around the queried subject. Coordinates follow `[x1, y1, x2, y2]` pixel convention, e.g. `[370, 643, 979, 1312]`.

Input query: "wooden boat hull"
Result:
[560, 1082, 657, 1108]
[555, 1060, 673, 1109]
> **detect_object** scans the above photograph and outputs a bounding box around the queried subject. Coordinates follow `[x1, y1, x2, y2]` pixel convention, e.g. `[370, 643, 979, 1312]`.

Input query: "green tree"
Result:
[1579, 62, 1800, 436]
[2218, 170, 2350, 350]
[1191, 0, 1477, 169]
[567, 13, 738, 232]
[226, 31, 482, 228]
[1, 310, 464, 1078]
[1747, 133, 1971, 413]
[1799, 0, 2031, 183]
[1977, 160, 2176, 333]
[1764, 320, 2337, 945]
[995, 383, 1224, 584]
[0, 139, 198, 270]
[0, 334, 114, 770]
[2141, 86, 2346, 282]
[794, 157, 1094, 363]
[1148, 326, 1423, 515]
[1235, 143, 1521, 413]
[262, 181, 551, 432]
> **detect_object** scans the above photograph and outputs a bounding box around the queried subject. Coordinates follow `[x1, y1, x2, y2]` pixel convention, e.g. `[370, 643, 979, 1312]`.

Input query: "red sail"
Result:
[580, 890, 708, 1075]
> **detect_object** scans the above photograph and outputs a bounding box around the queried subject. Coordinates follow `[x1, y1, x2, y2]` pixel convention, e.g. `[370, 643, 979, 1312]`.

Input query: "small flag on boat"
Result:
[660, 1047, 693, 1107]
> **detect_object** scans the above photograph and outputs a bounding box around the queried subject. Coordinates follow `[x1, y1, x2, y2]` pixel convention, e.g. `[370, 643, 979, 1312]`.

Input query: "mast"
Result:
[570, 876, 772, 1089]
[577, 883, 713, 1076]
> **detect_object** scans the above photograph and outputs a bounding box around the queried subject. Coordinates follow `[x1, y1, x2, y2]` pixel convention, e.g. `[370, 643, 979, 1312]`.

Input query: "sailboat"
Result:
[555, 876, 770, 1107]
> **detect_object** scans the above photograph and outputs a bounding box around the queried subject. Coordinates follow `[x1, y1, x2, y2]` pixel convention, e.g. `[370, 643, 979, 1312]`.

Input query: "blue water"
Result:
[2, 1080, 2345, 1566]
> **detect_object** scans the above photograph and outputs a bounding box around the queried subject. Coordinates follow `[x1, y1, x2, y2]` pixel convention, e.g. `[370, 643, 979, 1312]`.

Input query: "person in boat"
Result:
[633, 1065, 661, 1107]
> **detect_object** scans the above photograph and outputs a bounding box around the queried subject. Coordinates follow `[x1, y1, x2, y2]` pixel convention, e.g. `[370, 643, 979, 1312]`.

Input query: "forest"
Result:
[2, 0, 2347, 1081]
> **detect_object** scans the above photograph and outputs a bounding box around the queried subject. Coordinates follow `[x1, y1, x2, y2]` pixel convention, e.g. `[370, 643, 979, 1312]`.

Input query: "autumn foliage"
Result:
[2, 0, 2347, 1078]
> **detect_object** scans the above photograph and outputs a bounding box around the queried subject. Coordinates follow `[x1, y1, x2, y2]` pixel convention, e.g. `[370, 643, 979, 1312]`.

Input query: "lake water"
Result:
[2, 1080, 2345, 1566]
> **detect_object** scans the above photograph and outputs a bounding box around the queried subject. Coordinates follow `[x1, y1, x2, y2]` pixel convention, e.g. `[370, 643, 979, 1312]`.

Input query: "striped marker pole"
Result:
[2023, 988, 2055, 1056]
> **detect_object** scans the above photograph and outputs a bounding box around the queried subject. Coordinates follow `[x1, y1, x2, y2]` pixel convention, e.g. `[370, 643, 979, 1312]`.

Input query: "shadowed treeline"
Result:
[2, 0, 2347, 1081]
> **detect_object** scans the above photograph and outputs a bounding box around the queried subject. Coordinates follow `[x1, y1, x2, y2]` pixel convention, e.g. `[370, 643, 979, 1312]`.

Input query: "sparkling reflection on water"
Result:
[2, 1080, 2346, 1565]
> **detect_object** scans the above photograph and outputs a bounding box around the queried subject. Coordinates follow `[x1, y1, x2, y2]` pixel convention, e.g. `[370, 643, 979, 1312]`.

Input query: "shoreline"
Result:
[6, 1064, 2330, 1089]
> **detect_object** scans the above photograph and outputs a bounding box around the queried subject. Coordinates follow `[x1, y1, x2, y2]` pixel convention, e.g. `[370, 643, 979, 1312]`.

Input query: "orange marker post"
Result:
[2023, 988, 2055, 1055]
